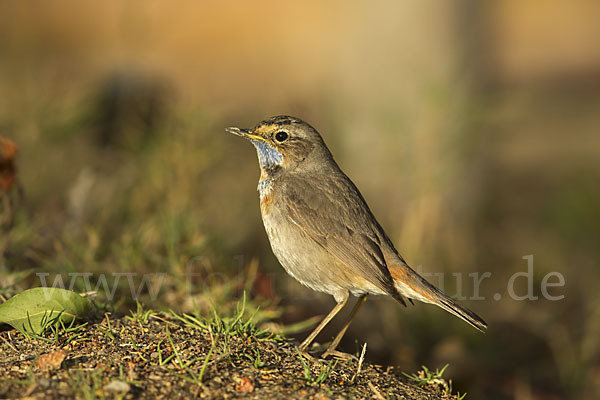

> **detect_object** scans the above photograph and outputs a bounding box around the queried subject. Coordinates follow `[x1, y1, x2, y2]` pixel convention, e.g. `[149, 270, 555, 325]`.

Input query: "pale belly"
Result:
[260, 199, 385, 302]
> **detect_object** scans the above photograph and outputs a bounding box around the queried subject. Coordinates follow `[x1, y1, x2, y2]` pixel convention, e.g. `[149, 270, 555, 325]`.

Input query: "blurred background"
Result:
[1, 1, 599, 399]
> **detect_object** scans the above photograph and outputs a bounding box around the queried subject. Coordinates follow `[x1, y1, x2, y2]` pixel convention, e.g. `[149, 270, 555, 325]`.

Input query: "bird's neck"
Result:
[257, 165, 281, 200]
[251, 139, 282, 170]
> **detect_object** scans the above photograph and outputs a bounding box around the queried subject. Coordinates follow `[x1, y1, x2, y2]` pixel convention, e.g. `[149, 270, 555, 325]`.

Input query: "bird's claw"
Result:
[321, 348, 358, 361]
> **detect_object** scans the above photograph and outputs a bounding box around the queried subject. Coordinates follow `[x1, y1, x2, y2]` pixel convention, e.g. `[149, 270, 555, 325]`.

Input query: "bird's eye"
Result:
[275, 131, 288, 142]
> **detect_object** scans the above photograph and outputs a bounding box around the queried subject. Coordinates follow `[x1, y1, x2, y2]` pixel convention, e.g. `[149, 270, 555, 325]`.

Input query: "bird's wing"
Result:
[282, 172, 408, 304]
[280, 172, 487, 331]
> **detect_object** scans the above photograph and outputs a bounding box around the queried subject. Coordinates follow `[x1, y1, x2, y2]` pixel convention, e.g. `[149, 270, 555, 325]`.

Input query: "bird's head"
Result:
[225, 116, 332, 174]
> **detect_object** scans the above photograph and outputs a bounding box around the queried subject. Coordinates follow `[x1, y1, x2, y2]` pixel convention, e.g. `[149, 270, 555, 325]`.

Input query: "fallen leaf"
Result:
[0, 137, 17, 192]
[235, 376, 254, 393]
[0, 287, 93, 334]
[34, 350, 67, 371]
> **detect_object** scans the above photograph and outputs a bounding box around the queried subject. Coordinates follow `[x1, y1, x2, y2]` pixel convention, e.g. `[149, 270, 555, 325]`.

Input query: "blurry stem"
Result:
[580, 297, 600, 369]
[544, 323, 581, 390]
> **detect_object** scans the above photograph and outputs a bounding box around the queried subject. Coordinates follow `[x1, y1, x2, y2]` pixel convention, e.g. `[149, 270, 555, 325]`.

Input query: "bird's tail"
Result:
[390, 265, 488, 332]
[428, 286, 487, 332]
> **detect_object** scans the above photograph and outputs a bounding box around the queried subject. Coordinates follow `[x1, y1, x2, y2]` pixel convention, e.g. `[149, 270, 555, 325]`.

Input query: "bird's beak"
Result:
[225, 126, 249, 137]
[225, 127, 268, 143]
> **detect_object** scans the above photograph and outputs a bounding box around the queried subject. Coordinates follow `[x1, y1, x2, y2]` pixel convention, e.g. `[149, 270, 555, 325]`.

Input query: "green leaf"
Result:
[0, 288, 92, 334]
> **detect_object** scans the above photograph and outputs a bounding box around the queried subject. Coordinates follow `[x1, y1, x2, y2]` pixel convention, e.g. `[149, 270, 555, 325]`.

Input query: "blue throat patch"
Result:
[251, 139, 283, 169]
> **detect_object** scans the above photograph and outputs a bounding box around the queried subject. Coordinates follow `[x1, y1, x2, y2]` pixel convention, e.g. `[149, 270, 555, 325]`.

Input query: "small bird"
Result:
[226, 116, 486, 359]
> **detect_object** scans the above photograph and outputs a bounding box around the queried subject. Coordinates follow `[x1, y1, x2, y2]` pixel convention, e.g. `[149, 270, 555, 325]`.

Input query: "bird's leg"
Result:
[322, 294, 368, 360]
[298, 294, 349, 356]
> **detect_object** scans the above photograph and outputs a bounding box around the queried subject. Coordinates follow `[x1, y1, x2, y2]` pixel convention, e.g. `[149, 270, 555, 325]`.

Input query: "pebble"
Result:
[103, 380, 131, 393]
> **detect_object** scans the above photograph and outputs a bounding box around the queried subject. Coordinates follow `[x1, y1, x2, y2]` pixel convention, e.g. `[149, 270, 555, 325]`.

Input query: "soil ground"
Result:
[0, 314, 460, 399]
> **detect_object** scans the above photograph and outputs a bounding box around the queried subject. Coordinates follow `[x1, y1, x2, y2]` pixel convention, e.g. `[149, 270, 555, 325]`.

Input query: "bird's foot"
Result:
[321, 348, 358, 361]
[297, 347, 326, 364]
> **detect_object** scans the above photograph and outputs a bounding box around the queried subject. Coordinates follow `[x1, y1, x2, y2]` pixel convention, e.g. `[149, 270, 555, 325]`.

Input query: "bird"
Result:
[225, 115, 487, 359]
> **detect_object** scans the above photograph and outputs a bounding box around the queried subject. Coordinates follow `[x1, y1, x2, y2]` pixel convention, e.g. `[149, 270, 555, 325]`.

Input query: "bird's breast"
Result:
[257, 173, 275, 216]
